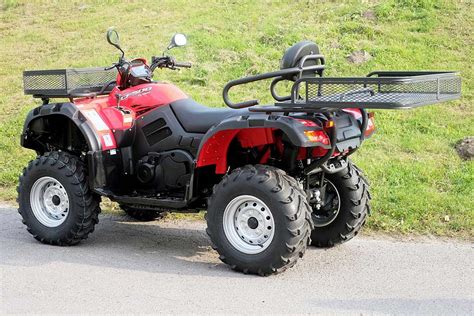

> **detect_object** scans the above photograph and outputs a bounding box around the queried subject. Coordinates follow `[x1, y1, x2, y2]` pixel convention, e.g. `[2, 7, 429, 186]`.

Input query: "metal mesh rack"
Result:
[277, 71, 461, 110]
[23, 67, 117, 98]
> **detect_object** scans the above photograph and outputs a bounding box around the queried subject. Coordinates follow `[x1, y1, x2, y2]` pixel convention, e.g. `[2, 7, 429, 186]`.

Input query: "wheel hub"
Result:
[52, 195, 61, 206]
[247, 217, 258, 229]
[30, 176, 69, 227]
[223, 195, 275, 254]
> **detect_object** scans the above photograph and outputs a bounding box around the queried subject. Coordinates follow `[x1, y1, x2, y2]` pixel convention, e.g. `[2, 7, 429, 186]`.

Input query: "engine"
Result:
[135, 150, 193, 193]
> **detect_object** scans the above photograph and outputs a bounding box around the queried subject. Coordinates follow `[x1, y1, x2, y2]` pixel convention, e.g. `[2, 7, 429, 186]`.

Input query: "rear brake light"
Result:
[304, 130, 330, 145]
[296, 119, 317, 127]
[364, 112, 375, 137]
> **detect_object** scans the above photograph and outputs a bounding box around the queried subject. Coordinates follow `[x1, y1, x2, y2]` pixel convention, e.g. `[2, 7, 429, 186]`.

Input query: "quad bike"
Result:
[18, 29, 461, 275]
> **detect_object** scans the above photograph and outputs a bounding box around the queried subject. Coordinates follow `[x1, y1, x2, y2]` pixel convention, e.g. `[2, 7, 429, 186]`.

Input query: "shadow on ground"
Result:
[2, 210, 330, 278]
[1, 210, 245, 277]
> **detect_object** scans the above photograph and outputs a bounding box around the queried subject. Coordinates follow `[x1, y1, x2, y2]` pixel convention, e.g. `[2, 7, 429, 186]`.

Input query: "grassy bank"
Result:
[0, 0, 472, 237]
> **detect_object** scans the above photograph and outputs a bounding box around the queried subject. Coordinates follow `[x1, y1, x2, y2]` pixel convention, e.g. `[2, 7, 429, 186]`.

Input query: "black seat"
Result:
[170, 98, 249, 133]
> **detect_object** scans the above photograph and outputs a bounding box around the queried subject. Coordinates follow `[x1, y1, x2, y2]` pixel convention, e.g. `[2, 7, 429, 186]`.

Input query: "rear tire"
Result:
[120, 205, 163, 221]
[17, 151, 101, 246]
[310, 161, 370, 247]
[206, 165, 313, 276]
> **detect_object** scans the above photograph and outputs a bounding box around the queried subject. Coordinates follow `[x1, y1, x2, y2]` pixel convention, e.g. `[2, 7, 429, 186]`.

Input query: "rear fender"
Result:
[195, 114, 329, 174]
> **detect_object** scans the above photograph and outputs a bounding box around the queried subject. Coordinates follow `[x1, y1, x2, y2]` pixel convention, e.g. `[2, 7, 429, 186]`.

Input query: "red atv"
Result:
[18, 29, 461, 275]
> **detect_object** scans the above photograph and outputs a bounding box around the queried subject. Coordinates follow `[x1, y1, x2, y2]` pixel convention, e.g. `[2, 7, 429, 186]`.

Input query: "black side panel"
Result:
[142, 118, 166, 136]
[146, 127, 172, 146]
[132, 105, 204, 158]
[88, 150, 128, 192]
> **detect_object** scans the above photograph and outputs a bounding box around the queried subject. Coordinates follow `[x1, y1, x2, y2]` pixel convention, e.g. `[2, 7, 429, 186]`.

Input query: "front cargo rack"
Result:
[249, 71, 461, 112]
[23, 67, 117, 99]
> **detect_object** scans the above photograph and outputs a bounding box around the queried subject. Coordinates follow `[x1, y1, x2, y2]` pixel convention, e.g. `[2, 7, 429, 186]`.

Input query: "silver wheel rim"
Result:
[223, 195, 275, 255]
[30, 176, 69, 227]
[311, 179, 341, 227]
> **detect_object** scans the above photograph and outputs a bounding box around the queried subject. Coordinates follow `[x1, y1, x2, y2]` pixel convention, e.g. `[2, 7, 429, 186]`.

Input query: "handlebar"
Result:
[174, 61, 192, 68]
[150, 56, 192, 72]
[104, 64, 117, 71]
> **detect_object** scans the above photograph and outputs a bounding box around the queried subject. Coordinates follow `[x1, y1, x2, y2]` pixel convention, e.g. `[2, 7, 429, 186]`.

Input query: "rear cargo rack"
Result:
[248, 71, 461, 113]
[222, 69, 461, 112]
[23, 67, 117, 99]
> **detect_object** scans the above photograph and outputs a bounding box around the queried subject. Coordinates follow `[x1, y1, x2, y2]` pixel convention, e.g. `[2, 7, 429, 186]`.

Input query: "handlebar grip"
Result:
[174, 61, 192, 68]
[104, 64, 117, 71]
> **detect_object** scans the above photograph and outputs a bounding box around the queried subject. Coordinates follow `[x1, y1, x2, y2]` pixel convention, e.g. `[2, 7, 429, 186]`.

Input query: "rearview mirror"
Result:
[107, 28, 120, 47]
[106, 28, 124, 57]
[167, 33, 187, 50]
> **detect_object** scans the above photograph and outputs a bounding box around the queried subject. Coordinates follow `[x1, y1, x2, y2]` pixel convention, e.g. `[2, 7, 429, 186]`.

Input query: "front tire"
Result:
[310, 161, 370, 247]
[206, 165, 313, 276]
[17, 151, 101, 246]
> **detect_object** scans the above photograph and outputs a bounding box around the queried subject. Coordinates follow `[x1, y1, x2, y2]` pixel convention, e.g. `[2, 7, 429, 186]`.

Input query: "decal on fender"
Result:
[102, 134, 113, 147]
[82, 109, 109, 131]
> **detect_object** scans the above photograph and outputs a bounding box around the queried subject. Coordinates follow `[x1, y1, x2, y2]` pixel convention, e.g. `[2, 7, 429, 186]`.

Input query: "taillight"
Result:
[364, 112, 375, 137]
[304, 130, 330, 145]
[296, 118, 330, 145]
[296, 119, 318, 127]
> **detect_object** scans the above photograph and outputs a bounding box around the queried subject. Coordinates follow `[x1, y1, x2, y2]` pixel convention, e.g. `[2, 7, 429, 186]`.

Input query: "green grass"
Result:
[0, 0, 472, 237]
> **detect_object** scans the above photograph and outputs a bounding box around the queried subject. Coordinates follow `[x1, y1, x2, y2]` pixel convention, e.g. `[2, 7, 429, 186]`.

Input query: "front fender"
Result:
[21, 102, 126, 191]
[21, 102, 101, 152]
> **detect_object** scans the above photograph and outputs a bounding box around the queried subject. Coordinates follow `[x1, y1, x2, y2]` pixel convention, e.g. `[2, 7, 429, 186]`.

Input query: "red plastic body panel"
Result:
[75, 97, 120, 150]
[108, 83, 187, 115]
[100, 107, 134, 130]
[342, 108, 361, 119]
[196, 124, 328, 174]
[74, 81, 187, 151]
[196, 130, 240, 174]
[196, 128, 277, 174]
[237, 128, 275, 148]
[364, 115, 376, 137]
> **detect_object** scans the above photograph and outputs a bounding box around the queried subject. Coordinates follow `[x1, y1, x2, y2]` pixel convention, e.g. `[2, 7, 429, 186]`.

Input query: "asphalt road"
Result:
[1, 204, 473, 315]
